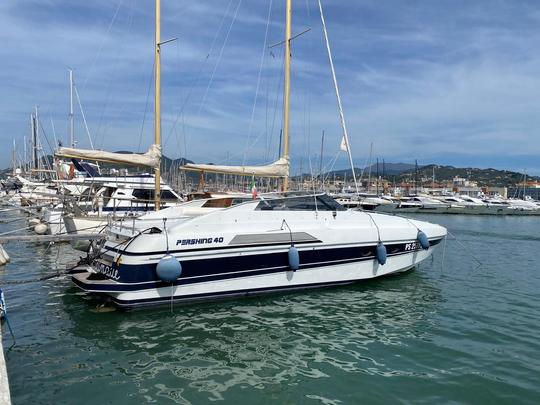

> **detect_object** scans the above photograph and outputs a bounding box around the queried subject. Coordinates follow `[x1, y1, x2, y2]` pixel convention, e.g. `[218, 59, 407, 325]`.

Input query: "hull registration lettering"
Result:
[93, 260, 120, 281]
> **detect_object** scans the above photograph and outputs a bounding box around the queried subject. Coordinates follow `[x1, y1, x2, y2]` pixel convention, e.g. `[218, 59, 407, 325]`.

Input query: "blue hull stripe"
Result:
[72, 238, 442, 293]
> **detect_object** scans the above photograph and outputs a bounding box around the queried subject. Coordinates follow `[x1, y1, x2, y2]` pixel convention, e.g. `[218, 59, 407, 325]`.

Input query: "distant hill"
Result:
[323, 162, 416, 179]
[396, 164, 538, 188]
[3, 156, 537, 188]
[295, 163, 538, 188]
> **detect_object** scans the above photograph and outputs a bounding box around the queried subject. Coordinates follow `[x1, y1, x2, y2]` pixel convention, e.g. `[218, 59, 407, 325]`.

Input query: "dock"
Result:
[0, 233, 104, 244]
[0, 327, 11, 405]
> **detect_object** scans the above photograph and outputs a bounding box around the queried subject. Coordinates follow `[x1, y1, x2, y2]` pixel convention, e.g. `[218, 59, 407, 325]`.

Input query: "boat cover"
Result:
[182, 156, 289, 178]
[55, 144, 161, 168]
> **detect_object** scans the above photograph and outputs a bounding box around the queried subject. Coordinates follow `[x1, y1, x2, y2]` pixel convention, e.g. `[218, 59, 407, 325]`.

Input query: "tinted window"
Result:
[132, 189, 179, 202]
[256, 195, 346, 211]
[161, 190, 178, 200]
[132, 189, 152, 202]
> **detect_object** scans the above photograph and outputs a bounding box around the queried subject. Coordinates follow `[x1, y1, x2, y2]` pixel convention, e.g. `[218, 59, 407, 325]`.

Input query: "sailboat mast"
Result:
[282, 0, 292, 191]
[319, 130, 325, 179]
[12, 139, 16, 176]
[367, 142, 373, 193]
[35, 106, 42, 180]
[154, 0, 162, 210]
[23, 135, 27, 174]
[30, 113, 36, 172]
[69, 69, 75, 147]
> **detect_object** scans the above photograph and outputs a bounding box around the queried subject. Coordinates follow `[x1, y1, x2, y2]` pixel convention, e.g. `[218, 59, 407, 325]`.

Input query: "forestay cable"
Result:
[317, 0, 358, 193]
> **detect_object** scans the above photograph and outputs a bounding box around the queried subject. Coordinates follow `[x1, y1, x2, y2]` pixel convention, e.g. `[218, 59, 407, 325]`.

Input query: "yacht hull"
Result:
[72, 238, 443, 309]
[64, 216, 108, 235]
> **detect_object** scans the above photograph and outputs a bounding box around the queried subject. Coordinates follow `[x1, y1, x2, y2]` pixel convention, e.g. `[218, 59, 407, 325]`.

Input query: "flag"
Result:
[250, 177, 258, 199]
[340, 136, 348, 152]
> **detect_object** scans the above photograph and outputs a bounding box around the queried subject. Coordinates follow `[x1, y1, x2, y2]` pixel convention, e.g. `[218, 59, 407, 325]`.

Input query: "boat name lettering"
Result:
[176, 237, 224, 246]
[404, 242, 421, 251]
[93, 260, 120, 280]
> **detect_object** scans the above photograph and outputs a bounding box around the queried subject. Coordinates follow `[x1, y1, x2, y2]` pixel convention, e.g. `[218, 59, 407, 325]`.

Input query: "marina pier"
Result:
[0, 316, 11, 405]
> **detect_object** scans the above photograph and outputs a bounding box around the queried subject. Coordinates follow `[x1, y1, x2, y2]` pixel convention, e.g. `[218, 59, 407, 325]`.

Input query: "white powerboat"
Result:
[362, 195, 398, 212]
[506, 198, 540, 214]
[407, 196, 451, 213]
[62, 178, 183, 235]
[437, 195, 489, 214]
[72, 193, 447, 308]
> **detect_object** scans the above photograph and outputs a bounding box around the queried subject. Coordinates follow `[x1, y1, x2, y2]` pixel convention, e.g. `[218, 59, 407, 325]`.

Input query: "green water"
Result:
[1, 214, 539, 404]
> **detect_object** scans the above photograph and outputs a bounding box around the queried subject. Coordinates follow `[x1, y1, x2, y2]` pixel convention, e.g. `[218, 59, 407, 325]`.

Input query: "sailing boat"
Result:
[71, 0, 447, 309]
[52, 46, 183, 233]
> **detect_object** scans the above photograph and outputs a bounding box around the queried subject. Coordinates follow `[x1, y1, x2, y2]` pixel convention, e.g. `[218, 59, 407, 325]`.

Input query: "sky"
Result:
[1, 0, 540, 175]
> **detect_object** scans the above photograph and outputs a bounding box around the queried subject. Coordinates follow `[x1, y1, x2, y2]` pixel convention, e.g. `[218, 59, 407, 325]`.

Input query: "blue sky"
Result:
[1, 0, 540, 175]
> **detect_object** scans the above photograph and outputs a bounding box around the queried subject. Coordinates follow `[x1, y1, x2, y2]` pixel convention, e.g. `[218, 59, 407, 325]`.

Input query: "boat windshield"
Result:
[256, 194, 346, 211]
[202, 197, 251, 208]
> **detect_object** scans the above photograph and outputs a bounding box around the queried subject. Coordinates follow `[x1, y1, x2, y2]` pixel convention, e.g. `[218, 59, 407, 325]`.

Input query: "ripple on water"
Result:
[2, 214, 540, 404]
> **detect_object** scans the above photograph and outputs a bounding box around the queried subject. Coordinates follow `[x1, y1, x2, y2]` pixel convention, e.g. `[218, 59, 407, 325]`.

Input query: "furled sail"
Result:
[55, 144, 161, 168]
[182, 157, 289, 178]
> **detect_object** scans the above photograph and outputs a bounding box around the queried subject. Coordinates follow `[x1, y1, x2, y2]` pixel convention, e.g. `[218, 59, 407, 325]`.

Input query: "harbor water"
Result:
[1, 214, 539, 404]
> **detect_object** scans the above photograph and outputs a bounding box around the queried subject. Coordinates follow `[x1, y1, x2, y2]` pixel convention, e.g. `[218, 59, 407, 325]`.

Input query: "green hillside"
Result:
[396, 165, 536, 187]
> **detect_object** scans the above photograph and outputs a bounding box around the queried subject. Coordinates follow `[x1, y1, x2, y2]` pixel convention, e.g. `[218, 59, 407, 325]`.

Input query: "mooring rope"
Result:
[446, 230, 483, 267]
[441, 235, 448, 272]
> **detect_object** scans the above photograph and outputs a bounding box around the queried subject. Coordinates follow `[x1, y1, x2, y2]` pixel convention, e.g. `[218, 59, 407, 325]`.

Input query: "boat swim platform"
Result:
[0, 233, 104, 244]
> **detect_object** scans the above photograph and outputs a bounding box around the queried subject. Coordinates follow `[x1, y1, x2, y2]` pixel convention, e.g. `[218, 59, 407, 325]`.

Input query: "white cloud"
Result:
[1, 0, 540, 175]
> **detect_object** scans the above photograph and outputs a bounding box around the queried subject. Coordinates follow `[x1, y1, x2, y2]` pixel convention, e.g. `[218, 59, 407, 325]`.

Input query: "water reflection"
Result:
[59, 271, 442, 402]
[4, 214, 540, 404]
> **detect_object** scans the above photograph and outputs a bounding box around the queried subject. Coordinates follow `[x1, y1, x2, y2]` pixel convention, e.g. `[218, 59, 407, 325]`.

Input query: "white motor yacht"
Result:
[506, 198, 540, 214]
[482, 197, 515, 214]
[72, 193, 447, 308]
[407, 196, 451, 213]
[334, 193, 363, 209]
[438, 195, 489, 214]
[375, 197, 422, 213]
[63, 179, 183, 235]
[360, 195, 399, 212]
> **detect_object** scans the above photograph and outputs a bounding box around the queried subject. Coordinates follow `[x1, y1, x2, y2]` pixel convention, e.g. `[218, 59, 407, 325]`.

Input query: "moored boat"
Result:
[72, 193, 447, 308]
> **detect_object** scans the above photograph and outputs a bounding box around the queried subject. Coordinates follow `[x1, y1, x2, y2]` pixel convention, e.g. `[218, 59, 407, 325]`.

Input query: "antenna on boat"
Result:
[154, 0, 162, 211]
[282, 0, 292, 191]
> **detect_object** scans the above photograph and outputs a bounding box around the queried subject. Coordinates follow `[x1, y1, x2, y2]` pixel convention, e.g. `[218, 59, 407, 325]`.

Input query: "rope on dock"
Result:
[0, 273, 65, 285]
[0, 233, 104, 244]
[0, 224, 37, 237]
[0, 255, 89, 286]
[0, 203, 50, 214]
